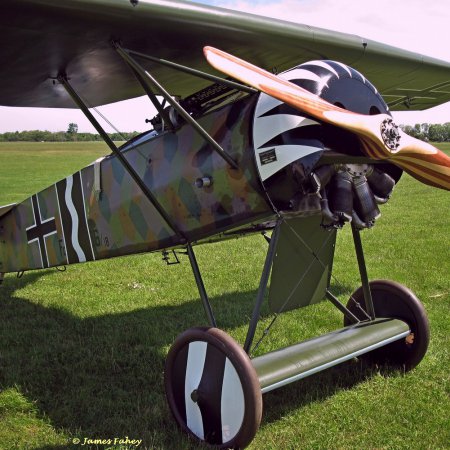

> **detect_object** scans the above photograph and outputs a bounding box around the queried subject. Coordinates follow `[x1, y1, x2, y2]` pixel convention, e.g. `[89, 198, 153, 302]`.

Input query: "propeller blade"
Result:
[204, 46, 450, 190]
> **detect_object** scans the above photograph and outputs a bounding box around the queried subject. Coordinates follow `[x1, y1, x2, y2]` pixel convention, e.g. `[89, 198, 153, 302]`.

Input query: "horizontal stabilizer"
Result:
[0, 203, 16, 219]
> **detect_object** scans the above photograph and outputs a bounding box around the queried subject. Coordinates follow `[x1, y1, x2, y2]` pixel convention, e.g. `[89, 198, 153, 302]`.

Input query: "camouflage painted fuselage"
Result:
[0, 96, 273, 273]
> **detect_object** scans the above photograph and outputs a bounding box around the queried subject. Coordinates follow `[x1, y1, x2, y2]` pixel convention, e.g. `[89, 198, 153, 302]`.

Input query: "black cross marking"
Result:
[26, 195, 57, 268]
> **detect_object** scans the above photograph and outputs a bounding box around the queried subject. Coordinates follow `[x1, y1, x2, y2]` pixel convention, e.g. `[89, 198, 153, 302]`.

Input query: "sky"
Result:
[0, 0, 449, 133]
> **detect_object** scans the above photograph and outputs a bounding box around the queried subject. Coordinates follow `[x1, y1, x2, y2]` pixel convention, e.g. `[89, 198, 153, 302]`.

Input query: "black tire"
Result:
[344, 280, 429, 370]
[165, 327, 262, 449]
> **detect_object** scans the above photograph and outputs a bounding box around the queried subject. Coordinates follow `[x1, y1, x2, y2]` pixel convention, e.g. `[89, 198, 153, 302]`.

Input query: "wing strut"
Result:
[126, 65, 175, 132]
[114, 43, 239, 170]
[58, 75, 186, 243]
[123, 48, 257, 95]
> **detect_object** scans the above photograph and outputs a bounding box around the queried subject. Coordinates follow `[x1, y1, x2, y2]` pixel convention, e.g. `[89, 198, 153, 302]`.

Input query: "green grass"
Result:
[0, 142, 109, 205]
[0, 142, 449, 450]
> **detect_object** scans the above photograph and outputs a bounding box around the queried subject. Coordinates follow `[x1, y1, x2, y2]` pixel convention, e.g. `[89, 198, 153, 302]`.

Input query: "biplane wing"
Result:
[0, 0, 449, 110]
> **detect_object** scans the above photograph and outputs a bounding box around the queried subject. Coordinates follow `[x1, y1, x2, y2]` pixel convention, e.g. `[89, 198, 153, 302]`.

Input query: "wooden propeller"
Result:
[204, 46, 450, 190]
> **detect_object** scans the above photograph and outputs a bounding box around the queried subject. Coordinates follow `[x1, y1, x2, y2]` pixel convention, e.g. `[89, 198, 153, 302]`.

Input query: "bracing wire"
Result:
[91, 106, 127, 141]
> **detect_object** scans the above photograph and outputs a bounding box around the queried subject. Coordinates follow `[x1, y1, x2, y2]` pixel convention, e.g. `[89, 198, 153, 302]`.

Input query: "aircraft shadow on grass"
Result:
[0, 270, 375, 448]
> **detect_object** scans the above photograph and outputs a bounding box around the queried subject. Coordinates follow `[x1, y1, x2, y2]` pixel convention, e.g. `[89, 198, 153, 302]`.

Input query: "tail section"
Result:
[0, 203, 16, 218]
[0, 187, 69, 273]
[0, 160, 176, 274]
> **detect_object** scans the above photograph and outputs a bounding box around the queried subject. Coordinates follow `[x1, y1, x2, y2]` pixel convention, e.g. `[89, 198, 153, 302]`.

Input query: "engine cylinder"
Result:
[352, 176, 381, 226]
[367, 168, 396, 202]
[329, 171, 353, 223]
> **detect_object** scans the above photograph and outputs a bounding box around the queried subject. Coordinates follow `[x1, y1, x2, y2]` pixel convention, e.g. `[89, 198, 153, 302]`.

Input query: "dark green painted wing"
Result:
[0, 0, 449, 110]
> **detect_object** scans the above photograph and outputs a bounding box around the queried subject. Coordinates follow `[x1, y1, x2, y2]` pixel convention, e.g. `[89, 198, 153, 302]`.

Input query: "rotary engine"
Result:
[309, 162, 400, 229]
[253, 59, 402, 229]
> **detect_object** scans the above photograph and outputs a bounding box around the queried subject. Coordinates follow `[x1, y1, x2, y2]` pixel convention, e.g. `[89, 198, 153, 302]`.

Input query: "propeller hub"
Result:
[380, 118, 401, 151]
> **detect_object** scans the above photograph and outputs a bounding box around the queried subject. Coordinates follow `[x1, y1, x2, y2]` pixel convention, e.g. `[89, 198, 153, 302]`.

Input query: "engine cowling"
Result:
[252, 59, 402, 229]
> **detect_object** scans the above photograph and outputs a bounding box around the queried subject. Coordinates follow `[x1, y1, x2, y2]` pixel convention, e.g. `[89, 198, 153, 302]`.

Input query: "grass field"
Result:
[0, 141, 449, 450]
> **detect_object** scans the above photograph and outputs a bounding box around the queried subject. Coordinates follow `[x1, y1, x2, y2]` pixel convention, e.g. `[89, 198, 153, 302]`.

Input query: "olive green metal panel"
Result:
[0, 0, 448, 109]
[252, 318, 410, 393]
[268, 215, 336, 313]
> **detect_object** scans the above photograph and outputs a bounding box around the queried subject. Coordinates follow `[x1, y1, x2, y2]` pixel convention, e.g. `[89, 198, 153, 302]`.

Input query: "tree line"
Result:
[0, 122, 449, 142]
[0, 123, 139, 142]
[400, 123, 450, 142]
[0, 130, 140, 142]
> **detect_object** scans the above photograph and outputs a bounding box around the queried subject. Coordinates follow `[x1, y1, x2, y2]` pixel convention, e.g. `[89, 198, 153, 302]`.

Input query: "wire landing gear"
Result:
[164, 221, 430, 448]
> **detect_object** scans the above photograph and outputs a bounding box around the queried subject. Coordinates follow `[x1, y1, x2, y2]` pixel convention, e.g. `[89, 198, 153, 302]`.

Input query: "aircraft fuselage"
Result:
[0, 96, 272, 273]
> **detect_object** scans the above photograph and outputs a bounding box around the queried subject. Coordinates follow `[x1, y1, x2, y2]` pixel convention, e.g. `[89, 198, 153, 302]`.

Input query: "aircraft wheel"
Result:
[165, 327, 262, 448]
[344, 280, 429, 370]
